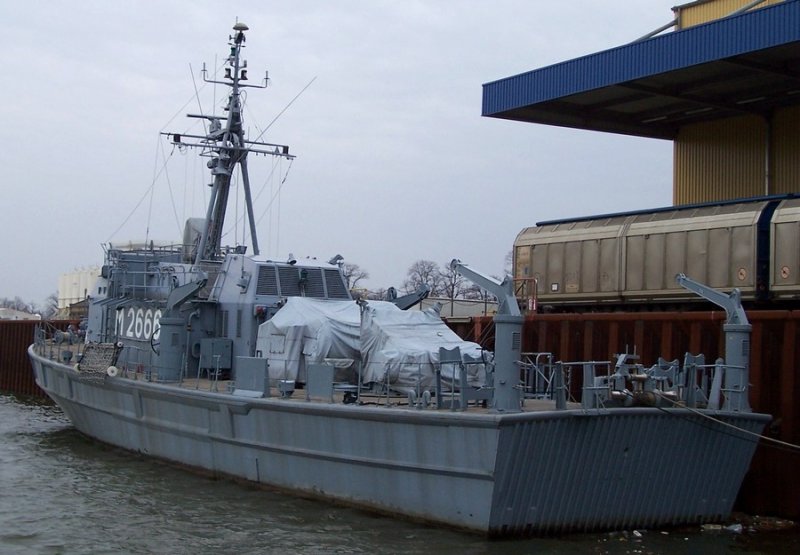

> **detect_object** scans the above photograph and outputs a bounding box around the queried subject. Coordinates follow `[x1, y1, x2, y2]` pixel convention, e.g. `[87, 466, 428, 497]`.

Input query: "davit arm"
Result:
[449, 259, 520, 316]
[675, 273, 748, 326]
[676, 273, 751, 411]
[450, 258, 522, 412]
[165, 276, 208, 313]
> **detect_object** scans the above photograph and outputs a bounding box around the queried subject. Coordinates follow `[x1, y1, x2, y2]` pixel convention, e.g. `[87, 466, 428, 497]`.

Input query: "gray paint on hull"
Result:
[30, 347, 769, 536]
[491, 411, 766, 535]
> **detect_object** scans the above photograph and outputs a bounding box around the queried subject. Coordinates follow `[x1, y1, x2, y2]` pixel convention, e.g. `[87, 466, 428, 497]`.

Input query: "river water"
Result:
[1, 393, 797, 555]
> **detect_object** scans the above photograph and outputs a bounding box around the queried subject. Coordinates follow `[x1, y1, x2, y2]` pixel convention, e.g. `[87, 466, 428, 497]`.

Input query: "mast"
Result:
[164, 22, 294, 264]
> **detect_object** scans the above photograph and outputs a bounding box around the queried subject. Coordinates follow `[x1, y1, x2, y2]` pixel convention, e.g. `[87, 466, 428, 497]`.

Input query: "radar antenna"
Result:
[162, 22, 294, 264]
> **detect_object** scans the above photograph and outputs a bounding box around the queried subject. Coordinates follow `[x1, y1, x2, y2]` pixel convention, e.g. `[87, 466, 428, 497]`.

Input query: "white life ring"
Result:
[106, 366, 119, 377]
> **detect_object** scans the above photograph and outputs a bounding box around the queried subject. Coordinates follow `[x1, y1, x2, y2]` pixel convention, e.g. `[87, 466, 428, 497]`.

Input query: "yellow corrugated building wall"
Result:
[672, 0, 797, 204]
[674, 115, 766, 204]
[675, 0, 784, 29]
[674, 106, 800, 204]
[772, 105, 800, 191]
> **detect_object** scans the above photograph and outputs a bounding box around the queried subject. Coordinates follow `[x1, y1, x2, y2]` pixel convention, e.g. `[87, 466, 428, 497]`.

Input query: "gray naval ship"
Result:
[29, 23, 771, 536]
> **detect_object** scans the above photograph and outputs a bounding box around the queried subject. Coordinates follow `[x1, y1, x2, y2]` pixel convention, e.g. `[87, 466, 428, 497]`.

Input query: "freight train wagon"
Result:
[513, 195, 800, 311]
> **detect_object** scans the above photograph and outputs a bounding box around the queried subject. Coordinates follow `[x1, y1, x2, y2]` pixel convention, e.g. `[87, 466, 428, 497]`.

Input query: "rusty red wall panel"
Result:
[780, 320, 796, 441]
[0, 320, 75, 398]
[0, 321, 37, 396]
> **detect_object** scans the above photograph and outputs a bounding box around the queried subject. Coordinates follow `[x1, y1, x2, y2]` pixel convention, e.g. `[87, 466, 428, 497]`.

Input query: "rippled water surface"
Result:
[1, 393, 797, 554]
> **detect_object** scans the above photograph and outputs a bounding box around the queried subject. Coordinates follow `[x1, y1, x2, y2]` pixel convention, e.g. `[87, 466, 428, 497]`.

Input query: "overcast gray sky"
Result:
[0, 0, 676, 305]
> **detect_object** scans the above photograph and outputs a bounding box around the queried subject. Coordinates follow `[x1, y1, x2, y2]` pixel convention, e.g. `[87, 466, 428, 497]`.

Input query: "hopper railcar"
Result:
[514, 195, 800, 312]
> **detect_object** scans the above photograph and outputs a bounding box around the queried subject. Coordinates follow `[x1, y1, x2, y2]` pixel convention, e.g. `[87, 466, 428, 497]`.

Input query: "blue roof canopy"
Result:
[482, 0, 800, 139]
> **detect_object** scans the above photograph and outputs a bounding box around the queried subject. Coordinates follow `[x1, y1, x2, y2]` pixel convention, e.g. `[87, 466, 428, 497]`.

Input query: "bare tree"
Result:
[341, 262, 369, 290]
[40, 292, 59, 319]
[0, 296, 34, 312]
[462, 282, 484, 300]
[14, 296, 30, 311]
[0, 295, 41, 315]
[366, 287, 388, 301]
[403, 260, 443, 295]
[439, 262, 466, 301]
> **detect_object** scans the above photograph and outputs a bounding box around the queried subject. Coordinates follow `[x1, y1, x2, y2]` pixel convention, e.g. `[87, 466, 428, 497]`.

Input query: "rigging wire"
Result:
[651, 390, 800, 454]
[221, 156, 277, 236]
[182, 141, 189, 225]
[189, 63, 208, 136]
[219, 161, 251, 243]
[108, 137, 177, 243]
[248, 76, 317, 145]
[117, 61, 308, 249]
[219, 149, 292, 242]
[158, 57, 228, 135]
[159, 93, 202, 136]
[110, 58, 230, 245]
[275, 158, 282, 257]
[157, 137, 185, 236]
[254, 158, 294, 256]
[216, 76, 311, 250]
[144, 137, 159, 246]
[218, 156, 294, 257]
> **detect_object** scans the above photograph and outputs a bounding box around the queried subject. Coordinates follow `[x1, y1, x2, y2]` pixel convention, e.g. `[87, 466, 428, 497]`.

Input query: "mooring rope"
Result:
[653, 390, 800, 454]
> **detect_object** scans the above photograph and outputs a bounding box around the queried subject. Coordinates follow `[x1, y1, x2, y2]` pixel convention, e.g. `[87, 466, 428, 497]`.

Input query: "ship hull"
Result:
[29, 347, 769, 536]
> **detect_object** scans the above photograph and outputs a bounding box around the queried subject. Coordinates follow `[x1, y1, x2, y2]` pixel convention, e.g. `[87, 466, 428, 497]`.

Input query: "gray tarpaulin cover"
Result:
[359, 301, 489, 389]
[256, 297, 361, 383]
[255, 298, 489, 389]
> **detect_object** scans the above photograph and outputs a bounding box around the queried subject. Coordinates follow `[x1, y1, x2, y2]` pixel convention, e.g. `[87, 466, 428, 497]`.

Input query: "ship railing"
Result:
[195, 354, 223, 391]
[564, 352, 750, 411]
[111, 341, 157, 380]
[112, 265, 197, 298]
[558, 360, 615, 409]
[678, 357, 749, 411]
[347, 359, 491, 410]
[105, 242, 186, 259]
[518, 352, 568, 400]
[572, 357, 678, 409]
[356, 361, 436, 408]
[33, 320, 86, 364]
[434, 358, 493, 411]
[718, 362, 749, 412]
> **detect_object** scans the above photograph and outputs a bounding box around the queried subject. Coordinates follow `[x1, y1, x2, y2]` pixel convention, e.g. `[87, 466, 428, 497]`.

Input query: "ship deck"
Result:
[38, 341, 579, 413]
[145, 373, 581, 413]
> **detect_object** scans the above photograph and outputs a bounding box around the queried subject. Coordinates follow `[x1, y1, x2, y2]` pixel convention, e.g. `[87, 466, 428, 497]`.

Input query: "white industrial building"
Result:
[57, 267, 101, 310]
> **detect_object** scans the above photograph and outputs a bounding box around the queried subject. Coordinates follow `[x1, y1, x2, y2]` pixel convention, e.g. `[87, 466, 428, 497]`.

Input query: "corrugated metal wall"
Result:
[0, 320, 75, 398]
[773, 104, 800, 191]
[676, 0, 785, 29]
[674, 115, 767, 204]
[448, 310, 800, 520]
[0, 321, 42, 396]
[668, 4, 800, 207]
[674, 107, 800, 204]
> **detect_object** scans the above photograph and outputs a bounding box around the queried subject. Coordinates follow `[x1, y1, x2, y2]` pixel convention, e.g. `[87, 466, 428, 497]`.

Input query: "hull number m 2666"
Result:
[115, 307, 162, 341]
